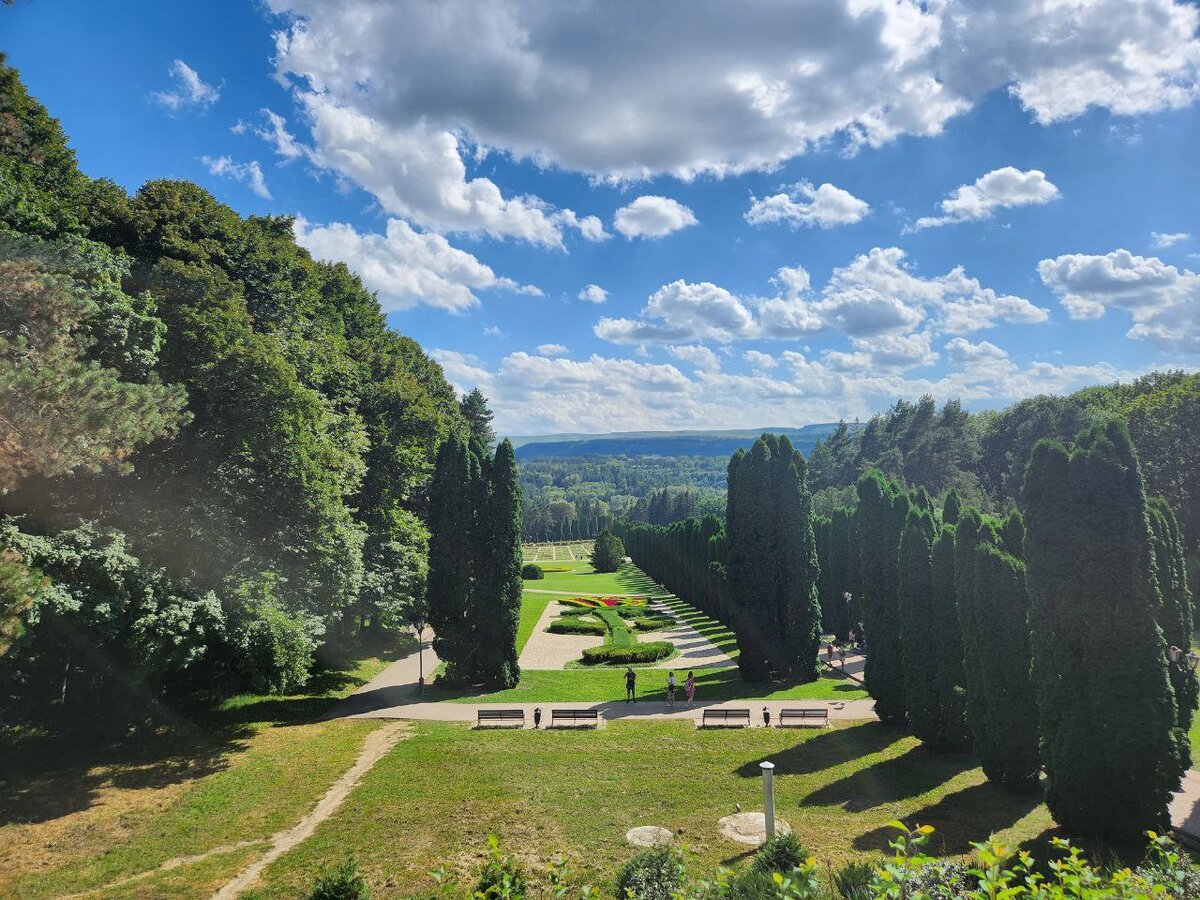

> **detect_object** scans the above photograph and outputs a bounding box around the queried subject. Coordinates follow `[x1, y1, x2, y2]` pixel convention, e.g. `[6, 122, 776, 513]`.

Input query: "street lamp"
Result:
[1167, 646, 1199, 672]
[1189, 651, 1200, 673]
[411, 618, 426, 694]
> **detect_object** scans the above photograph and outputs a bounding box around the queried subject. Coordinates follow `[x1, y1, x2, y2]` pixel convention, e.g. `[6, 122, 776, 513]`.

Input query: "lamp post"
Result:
[411, 618, 426, 694]
[1169, 646, 1200, 672]
[760, 761, 776, 841]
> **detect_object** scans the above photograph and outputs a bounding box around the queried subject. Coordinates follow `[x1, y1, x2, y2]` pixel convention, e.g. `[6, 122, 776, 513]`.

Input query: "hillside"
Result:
[513, 423, 850, 459]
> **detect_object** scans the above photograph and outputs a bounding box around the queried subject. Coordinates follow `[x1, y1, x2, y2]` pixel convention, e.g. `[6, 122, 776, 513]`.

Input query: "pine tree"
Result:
[426, 435, 478, 679]
[930, 523, 970, 750]
[898, 500, 939, 743]
[1024, 420, 1184, 839]
[460, 388, 495, 460]
[856, 469, 908, 723]
[591, 530, 625, 573]
[1148, 498, 1197, 739]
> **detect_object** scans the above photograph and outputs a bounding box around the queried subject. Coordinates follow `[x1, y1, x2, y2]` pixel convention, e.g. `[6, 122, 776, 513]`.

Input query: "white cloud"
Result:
[745, 181, 870, 229]
[293, 216, 540, 313]
[743, 350, 777, 371]
[200, 155, 271, 199]
[536, 343, 568, 356]
[613, 196, 698, 239]
[912, 167, 1059, 230]
[270, 0, 1200, 184]
[666, 344, 722, 373]
[945, 337, 1009, 365]
[1038, 249, 1200, 351]
[256, 108, 305, 160]
[596, 280, 756, 345]
[153, 59, 220, 111]
[483, 324, 505, 338]
[1152, 231, 1191, 248]
[578, 284, 609, 304]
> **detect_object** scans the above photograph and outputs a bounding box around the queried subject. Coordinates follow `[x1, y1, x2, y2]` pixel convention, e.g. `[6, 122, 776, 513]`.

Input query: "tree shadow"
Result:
[851, 779, 1044, 853]
[800, 744, 975, 810]
[734, 722, 905, 778]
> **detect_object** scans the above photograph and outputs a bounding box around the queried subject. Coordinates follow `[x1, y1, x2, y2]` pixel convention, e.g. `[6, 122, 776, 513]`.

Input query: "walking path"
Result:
[518, 600, 605, 669]
[1171, 769, 1200, 848]
[643, 597, 734, 670]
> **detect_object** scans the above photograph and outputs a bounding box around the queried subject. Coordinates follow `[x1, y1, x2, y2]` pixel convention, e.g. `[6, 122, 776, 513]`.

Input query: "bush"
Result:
[521, 563, 544, 580]
[833, 860, 875, 900]
[752, 832, 808, 874]
[580, 641, 674, 665]
[225, 585, 317, 695]
[632, 616, 672, 632]
[720, 869, 780, 900]
[547, 618, 605, 636]
[307, 858, 368, 900]
[614, 847, 685, 900]
[475, 835, 527, 899]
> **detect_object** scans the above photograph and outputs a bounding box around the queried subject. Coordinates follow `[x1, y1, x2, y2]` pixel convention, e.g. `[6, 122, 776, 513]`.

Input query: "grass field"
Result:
[245, 720, 1054, 898]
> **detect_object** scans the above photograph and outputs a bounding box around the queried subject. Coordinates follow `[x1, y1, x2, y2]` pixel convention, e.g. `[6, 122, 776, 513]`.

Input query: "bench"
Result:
[700, 707, 752, 728]
[476, 708, 525, 728]
[550, 708, 600, 728]
[778, 707, 829, 728]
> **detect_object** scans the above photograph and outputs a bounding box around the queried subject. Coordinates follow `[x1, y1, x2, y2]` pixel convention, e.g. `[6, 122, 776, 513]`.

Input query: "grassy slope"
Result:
[0, 650, 402, 900]
[250, 720, 1053, 898]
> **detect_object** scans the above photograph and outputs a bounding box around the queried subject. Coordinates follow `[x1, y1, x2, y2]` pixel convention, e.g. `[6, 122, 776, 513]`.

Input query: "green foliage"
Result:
[1024, 420, 1185, 839]
[752, 832, 808, 874]
[590, 530, 626, 573]
[460, 387, 495, 461]
[1149, 497, 1198, 737]
[547, 617, 606, 636]
[0, 547, 43, 655]
[614, 847, 684, 900]
[521, 563, 545, 580]
[474, 835, 527, 899]
[307, 857, 369, 900]
[579, 642, 673, 665]
[898, 500, 939, 744]
[223, 574, 317, 695]
[833, 860, 875, 900]
[856, 470, 908, 723]
[928, 524, 970, 751]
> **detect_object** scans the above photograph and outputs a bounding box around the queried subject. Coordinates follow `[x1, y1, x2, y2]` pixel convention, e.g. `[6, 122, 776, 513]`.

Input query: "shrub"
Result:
[833, 860, 875, 900]
[474, 835, 527, 899]
[752, 832, 808, 874]
[580, 642, 673, 665]
[547, 618, 605, 636]
[632, 616, 672, 632]
[307, 858, 368, 900]
[614, 847, 685, 900]
[590, 530, 626, 574]
[225, 582, 317, 695]
[520, 563, 544, 580]
[720, 869, 779, 900]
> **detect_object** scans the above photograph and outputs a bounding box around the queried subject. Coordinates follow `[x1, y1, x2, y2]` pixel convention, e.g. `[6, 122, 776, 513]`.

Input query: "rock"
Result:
[717, 812, 791, 846]
[626, 825, 674, 847]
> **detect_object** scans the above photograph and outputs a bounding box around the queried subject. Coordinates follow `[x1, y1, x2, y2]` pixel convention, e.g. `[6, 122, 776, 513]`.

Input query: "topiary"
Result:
[306, 857, 369, 900]
[614, 847, 685, 900]
[521, 563, 544, 580]
[752, 832, 808, 874]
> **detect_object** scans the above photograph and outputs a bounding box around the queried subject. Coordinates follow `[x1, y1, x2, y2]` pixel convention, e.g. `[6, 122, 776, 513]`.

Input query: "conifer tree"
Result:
[460, 387, 496, 460]
[1148, 498, 1197, 738]
[899, 500, 939, 743]
[470, 439, 522, 687]
[1024, 420, 1184, 839]
[930, 522, 970, 749]
[591, 529, 625, 573]
[953, 506, 986, 745]
[426, 435, 479, 678]
[856, 469, 908, 723]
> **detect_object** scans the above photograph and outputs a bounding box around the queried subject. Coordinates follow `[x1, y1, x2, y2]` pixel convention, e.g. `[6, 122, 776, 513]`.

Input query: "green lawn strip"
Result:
[593, 606, 637, 648]
[0, 651, 398, 899]
[656, 594, 739, 660]
[248, 720, 1052, 899]
[521, 562, 663, 596]
[516, 589, 557, 653]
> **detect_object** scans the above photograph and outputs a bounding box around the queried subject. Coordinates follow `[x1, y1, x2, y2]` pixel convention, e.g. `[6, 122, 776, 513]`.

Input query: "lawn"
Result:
[246, 720, 1054, 898]
[0, 648, 404, 900]
[522, 560, 665, 596]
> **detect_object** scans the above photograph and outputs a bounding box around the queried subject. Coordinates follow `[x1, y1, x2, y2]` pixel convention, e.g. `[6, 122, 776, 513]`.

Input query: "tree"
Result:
[898, 499, 939, 744]
[929, 522, 970, 750]
[591, 530, 625, 573]
[1024, 420, 1184, 839]
[1148, 498, 1197, 739]
[472, 439, 521, 688]
[856, 470, 908, 723]
[426, 434, 478, 679]
[460, 387, 496, 460]
[0, 549, 43, 655]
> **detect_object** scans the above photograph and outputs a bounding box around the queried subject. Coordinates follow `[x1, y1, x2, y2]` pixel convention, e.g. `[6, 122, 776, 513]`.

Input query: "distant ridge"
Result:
[510, 423, 854, 460]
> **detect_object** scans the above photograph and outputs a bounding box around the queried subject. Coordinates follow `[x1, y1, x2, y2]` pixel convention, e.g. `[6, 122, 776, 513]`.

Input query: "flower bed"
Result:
[561, 596, 646, 609]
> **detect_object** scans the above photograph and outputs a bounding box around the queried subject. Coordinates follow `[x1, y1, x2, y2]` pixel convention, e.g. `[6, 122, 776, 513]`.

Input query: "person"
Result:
[625, 666, 637, 703]
[848, 627, 857, 647]
[685, 671, 696, 706]
[826, 642, 835, 666]
[666, 671, 677, 707]
[837, 643, 847, 669]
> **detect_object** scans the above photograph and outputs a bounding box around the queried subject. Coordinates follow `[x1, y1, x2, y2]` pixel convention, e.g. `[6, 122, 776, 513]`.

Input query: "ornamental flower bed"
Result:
[561, 596, 646, 609]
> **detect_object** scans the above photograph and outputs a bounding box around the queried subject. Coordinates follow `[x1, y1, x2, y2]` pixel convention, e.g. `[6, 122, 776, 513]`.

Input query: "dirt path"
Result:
[211, 721, 409, 898]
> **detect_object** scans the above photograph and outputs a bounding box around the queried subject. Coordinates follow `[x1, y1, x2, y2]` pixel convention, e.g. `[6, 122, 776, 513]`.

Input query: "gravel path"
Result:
[518, 600, 605, 670]
[643, 600, 734, 670]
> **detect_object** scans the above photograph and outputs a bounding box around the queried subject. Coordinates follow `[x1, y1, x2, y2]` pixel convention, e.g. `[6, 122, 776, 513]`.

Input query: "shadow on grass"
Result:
[851, 779, 1044, 854]
[734, 722, 904, 778]
[0, 647, 394, 827]
[800, 744, 975, 811]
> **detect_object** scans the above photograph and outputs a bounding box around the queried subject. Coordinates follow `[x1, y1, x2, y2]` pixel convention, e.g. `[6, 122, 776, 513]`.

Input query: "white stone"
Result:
[626, 825, 674, 847]
[717, 812, 792, 846]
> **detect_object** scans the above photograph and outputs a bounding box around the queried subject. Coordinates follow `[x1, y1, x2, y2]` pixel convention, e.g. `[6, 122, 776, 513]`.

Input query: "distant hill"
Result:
[511, 423, 853, 460]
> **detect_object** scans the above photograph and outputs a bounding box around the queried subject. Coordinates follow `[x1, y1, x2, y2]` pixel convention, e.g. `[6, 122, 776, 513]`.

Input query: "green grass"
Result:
[593, 606, 636, 648]
[521, 561, 664, 596]
[248, 720, 1053, 898]
[517, 589, 556, 654]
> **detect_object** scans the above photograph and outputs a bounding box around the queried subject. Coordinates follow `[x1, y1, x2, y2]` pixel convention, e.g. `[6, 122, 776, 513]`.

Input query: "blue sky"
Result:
[8, 0, 1200, 436]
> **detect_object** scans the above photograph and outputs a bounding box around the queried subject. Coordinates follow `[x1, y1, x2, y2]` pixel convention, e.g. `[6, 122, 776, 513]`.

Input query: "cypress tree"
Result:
[1024, 420, 1184, 840]
[728, 441, 774, 681]
[856, 469, 908, 723]
[930, 523, 970, 750]
[953, 506, 987, 748]
[966, 542, 1040, 790]
[774, 437, 821, 680]
[899, 501, 939, 742]
[427, 435, 478, 679]
[942, 489, 962, 526]
[1149, 498, 1197, 738]
[829, 506, 855, 641]
[472, 439, 521, 688]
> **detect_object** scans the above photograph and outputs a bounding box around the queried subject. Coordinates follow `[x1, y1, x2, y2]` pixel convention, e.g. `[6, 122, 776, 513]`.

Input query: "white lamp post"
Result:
[412, 619, 426, 694]
[760, 761, 776, 841]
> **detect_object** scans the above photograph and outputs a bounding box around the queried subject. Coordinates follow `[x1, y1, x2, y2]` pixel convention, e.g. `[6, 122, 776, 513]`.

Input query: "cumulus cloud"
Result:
[743, 350, 777, 370]
[1153, 231, 1191, 248]
[613, 196, 698, 239]
[256, 108, 306, 160]
[578, 284, 609, 304]
[666, 344, 723, 373]
[912, 167, 1060, 230]
[269, 0, 1200, 185]
[745, 181, 870, 229]
[200, 155, 271, 199]
[537, 343, 568, 356]
[596, 280, 756, 345]
[1038, 249, 1200, 351]
[293, 216, 540, 313]
[153, 59, 220, 111]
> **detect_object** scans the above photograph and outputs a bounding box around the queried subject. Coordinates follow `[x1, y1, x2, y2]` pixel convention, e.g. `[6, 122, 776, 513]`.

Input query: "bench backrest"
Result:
[478, 709, 524, 719]
[780, 708, 827, 718]
[551, 709, 598, 718]
[703, 708, 750, 719]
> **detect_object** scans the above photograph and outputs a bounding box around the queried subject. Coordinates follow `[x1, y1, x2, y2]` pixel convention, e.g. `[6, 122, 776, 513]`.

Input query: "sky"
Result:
[7, 0, 1200, 437]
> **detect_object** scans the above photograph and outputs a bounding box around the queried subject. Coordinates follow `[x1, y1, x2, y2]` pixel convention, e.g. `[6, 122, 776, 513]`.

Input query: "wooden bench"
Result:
[476, 708, 525, 728]
[549, 708, 600, 728]
[700, 707, 752, 728]
[778, 707, 829, 728]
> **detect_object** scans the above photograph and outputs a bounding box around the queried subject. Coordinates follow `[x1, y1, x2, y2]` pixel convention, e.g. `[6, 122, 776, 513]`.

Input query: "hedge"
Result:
[633, 616, 673, 632]
[547, 618, 606, 636]
[580, 642, 674, 665]
[521, 563, 544, 580]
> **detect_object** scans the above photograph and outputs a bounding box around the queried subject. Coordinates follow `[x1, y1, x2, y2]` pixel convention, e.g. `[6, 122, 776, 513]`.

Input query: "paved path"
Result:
[643, 597, 734, 670]
[518, 600, 605, 669]
[328, 641, 877, 725]
[1171, 769, 1200, 848]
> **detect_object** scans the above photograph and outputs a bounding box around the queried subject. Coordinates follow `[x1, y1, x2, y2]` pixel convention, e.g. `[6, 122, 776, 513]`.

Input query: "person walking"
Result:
[837, 642, 847, 669]
[825, 642, 835, 667]
[666, 671, 676, 707]
[625, 666, 637, 703]
[685, 671, 696, 706]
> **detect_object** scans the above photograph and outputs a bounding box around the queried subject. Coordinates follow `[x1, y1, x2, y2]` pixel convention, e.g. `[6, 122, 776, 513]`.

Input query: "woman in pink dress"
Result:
[685, 671, 696, 706]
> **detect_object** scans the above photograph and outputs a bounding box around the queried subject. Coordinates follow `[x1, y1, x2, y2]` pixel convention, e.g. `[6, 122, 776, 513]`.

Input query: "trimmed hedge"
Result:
[548, 618, 606, 636]
[632, 616, 672, 632]
[521, 563, 544, 580]
[581, 641, 674, 665]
